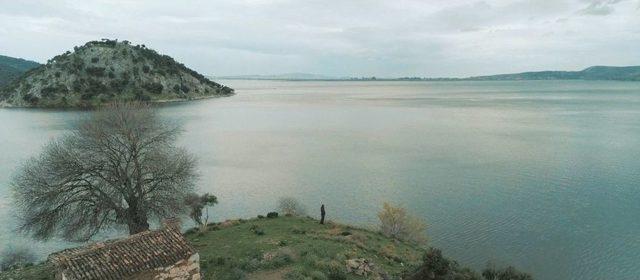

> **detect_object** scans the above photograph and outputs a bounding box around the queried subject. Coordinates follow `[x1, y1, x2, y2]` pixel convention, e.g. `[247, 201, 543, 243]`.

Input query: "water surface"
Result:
[1, 80, 639, 280]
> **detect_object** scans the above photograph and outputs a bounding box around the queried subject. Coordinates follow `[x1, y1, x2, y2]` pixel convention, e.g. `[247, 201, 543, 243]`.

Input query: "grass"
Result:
[0, 263, 53, 280]
[189, 216, 425, 279]
[0, 216, 426, 280]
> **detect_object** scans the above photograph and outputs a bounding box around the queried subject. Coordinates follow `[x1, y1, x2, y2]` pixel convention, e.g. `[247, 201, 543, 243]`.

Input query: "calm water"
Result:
[1, 80, 640, 279]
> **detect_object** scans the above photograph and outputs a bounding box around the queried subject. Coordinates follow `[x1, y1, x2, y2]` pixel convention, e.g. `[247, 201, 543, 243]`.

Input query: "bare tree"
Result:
[11, 102, 197, 241]
[278, 197, 306, 216]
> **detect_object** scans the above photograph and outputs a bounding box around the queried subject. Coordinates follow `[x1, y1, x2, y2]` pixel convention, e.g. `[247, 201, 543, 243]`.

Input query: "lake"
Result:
[1, 80, 639, 279]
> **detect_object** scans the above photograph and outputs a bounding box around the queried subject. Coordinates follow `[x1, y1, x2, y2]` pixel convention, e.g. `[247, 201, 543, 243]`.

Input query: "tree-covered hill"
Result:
[0, 39, 233, 108]
[0, 55, 40, 88]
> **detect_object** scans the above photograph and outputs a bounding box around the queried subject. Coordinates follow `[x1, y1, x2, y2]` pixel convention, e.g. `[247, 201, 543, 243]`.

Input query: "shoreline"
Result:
[0, 92, 235, 110]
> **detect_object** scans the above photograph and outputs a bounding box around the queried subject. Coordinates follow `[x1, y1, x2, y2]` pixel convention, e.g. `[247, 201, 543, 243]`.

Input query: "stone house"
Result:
[48, 221, 200, 280]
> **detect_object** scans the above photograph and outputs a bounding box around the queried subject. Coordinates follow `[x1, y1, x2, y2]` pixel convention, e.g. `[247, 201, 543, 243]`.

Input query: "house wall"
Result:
[152, 253, 201, 280]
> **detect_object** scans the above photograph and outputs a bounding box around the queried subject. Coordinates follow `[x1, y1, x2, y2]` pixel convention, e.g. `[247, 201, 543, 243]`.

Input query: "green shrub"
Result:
[180, 84, 190, 93]
[267, 212, 279, 218]
[85, 67, 105, 77]
[142, 82, 163, 94]
[21, 94, 39, 105]
[378, 202, 427, 245]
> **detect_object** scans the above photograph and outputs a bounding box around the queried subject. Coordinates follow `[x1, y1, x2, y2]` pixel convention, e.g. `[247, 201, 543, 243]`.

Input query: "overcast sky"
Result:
[1, 0, 639, 77]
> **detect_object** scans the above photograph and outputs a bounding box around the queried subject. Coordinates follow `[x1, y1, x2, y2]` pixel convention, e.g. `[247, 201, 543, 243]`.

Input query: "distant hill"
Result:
[466, 66, 640, 81]
[0, 39, 233, 108]
[0, 55, 40, 87]
[216, 73, 340, 80]
[215, 66, 640, 82]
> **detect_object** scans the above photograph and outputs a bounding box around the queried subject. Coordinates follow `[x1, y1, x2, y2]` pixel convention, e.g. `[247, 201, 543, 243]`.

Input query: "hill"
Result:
[0, 39, 233, 108]
[0, 216, 425, 280]
[0, 216, 534, 280]
[0, 55, 40, 87]
[466, 66, 640, 81]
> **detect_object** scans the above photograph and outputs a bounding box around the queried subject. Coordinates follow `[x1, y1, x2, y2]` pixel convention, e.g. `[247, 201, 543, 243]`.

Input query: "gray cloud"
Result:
[0, 0, 639, 77]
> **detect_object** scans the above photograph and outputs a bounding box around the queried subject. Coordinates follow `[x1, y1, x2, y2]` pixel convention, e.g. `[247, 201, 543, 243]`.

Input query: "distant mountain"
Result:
[466, 66, 640, 81]
[0, 39, 233, 108]
[216, 73, 340, 80]
[215, 66, 640, 82]
[0, 55, 40, 87]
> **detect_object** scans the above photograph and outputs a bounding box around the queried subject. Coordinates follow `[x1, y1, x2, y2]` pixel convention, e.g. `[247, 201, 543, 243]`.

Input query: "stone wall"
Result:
[152, 253, 201, 280]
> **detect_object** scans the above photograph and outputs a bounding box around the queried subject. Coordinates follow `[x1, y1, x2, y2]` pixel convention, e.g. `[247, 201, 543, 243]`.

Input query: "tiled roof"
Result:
[48, 227, 196, 280]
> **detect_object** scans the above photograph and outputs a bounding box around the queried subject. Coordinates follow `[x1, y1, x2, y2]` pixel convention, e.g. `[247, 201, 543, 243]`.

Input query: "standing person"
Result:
[320, 204, 326, 224]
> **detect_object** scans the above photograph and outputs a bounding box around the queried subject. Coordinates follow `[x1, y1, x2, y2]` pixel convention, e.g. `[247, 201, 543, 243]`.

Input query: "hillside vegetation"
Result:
[0, 55, 40, 87]
[0, 39, 233, 108]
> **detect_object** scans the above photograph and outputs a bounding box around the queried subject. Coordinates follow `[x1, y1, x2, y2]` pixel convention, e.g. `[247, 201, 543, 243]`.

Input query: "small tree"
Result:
[12, 102, 198, 241]
[0, 247, 36, 271]
[278, 197, 306, 216]
[377, 202, 427, 245]
[184, 192, 218, 231]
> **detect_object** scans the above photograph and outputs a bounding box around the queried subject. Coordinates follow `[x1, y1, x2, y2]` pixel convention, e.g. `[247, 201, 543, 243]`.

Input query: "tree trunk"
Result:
[126, 207, 150, 234]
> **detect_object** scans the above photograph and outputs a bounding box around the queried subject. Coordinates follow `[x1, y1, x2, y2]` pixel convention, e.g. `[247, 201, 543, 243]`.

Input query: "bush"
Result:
[250, 225, 265, 235]
[323, 261, 347, 280]
[143, 82, 164, 94]
[1, 247, 36, 271]
[278, 197, 307, 216]
[180, 84, 190, 93]
[267, 212, 279, 218]
[482, 265, 533, 280]
[21, 93, 39, 105]
[172, 84, 181, 93]
[378, 202, 427, 245]
[406, 248, 532, 280]
[85, 67, 106, 77]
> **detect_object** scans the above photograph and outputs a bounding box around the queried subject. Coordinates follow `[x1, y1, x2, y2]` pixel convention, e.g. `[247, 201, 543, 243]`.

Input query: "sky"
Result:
[0, 0, 639, 77]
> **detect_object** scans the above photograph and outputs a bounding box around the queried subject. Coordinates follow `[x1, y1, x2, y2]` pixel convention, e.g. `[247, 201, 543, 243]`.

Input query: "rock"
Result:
[262, 251, 276, 261]
[345, 258, 374, 276]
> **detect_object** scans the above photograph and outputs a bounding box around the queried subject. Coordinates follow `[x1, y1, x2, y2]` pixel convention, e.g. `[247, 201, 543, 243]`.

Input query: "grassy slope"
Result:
[0, 216, 424, 280]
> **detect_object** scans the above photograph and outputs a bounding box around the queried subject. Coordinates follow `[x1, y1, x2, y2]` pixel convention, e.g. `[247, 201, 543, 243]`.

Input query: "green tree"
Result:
[185, 193, 218, 231]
